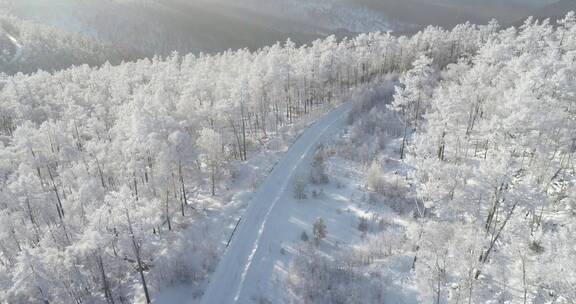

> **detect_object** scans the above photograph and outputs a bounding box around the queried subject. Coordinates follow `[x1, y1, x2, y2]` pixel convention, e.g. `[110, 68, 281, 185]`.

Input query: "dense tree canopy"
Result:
[4, 12, 572, 303]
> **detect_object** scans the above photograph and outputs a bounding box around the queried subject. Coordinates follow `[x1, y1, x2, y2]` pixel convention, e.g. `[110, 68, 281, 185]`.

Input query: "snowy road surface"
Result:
[199, 102, 352, 304]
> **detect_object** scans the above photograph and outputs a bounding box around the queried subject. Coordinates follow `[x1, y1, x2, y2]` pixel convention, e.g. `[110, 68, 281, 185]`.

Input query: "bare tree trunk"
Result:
[436, 273, 441, 304]
[25, 197, 36, 227]
[47, 165, 65, 220]
[476, 201, 518, 279]
[241, 102, 247, 161]
[411, 230, 423, 269]
[161, 190, 170, 232]
[467, 257, 475, 304]
[274, 100, 280, 133]
[95, 157, 106, 189]
[125, 209, 151, 304]
[211, 164, 216, 196]
[400, 119, 409, 160]
[25, 197, 41, 244]
[132, 172, 139, 202]
[96, 251, 115, 304]
[414, 92, 421, 130]
[438, 132, 446, 161]
[230, 118, 243, 161]
[520, 252, 527, 304]
[485, 182, 505, 232]
[178, 161, 188, 216]
[38, 285, 50, 304]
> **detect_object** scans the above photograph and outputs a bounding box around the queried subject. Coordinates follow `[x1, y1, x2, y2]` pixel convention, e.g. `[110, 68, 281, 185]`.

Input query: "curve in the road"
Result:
[199, 102, 352, 304]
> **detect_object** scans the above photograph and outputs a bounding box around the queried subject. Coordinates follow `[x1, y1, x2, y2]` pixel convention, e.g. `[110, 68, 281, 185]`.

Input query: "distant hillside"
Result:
[510, 0, 576, 25]
[0, 31, 17, 64]
[3, 0, 345, 57]
[529, 0, 576, 19]
[0, 15, 139, 74]
[2, 0, 569, 74]
[5, 0, 560, 60]
[78, 0, 328, 55]
[353, 0, 488, 31]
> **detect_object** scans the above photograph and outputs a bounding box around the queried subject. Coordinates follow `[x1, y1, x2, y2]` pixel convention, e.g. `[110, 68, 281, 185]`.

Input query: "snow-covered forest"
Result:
[287, 14, 576, 303]
[0, 5, 575, 304]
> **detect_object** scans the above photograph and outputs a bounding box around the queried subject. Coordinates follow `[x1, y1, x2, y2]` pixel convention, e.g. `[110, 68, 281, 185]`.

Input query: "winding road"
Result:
[199, 102, 352, 304]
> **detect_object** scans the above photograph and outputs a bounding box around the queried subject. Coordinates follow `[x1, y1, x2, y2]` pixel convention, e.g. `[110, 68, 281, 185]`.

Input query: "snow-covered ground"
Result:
[199, 102, 353, 304]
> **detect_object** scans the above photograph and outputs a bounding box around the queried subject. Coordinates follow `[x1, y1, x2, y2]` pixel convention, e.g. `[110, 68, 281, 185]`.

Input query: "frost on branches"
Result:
[0, 21, 486, 303]
[406, 14, 576, 303]
[288, 13, 575, 304]
[1, 10, 574, 304]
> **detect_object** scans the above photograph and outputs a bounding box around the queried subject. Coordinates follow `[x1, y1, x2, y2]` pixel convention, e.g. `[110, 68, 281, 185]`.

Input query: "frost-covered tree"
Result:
[293, 174, 308, 200]
[310, 147, 329, 185]
[197, 128, 224, 196]
[288, 12, 576, 304]
[407, 13, 576, 302]
[313, 217, 327, 246]
[366, 159, 385, 194]
[390, 55, 436, 159]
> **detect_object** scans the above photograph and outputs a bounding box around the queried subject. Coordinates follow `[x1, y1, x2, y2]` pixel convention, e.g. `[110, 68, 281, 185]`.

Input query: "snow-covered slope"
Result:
[0, 15, 135, 74]
[1, 0, 390, 58]
[523, 0, 576, 21]
[230, 0, 392, 33]
[200, 102, 352, 304]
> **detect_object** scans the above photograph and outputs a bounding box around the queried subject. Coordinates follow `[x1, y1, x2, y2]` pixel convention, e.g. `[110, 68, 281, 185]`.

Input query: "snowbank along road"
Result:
[199, 102, 353, 304]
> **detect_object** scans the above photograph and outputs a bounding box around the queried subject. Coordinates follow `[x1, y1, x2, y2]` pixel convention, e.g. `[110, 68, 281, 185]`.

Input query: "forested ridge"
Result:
[0, 15, 137, 75]
[0, 11, 575, 304]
